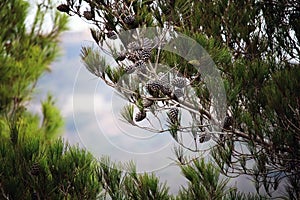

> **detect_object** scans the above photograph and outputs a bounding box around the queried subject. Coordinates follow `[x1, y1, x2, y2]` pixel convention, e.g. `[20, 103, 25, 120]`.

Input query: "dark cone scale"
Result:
[135, 111, 146, 122]
[124, 15, 135, 24]
[126, 52, 139, 62]
[139, 49, 151, 61]
[107, 31, 117, 40]
[57, 4, 70, 13]
[161, 83, 172, 96]
[135, 60, 145, 70]
[83, 11, 94, 20]
[124, 65, 136, 74]
[146, 81, 162, 97]
[168, 107, 179, 124]
[223, 116, 233, 131]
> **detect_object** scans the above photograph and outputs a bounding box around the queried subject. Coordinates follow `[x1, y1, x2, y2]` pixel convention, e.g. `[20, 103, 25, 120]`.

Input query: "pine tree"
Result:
[57, 0, 300, 199]
[0, 0, 101, 199]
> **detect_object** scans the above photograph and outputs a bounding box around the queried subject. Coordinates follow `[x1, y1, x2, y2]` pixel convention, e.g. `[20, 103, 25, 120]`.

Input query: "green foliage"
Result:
[0, 0, 102, 199]
[41, 95, 64, 139]
[0, 137, 101, 199]
[47, 140, 101, 199]
[123, 164, 170, 200]
[0, 0, 68, 115]
[177, 158, 229, 200]
[58, 0, 300, 198]
[120, 104, 135, 125]
[97, 156, 124, 199]
[96, 157, 235, 200]
[97, 158, 171, 199]
[81, 46, 108, 78]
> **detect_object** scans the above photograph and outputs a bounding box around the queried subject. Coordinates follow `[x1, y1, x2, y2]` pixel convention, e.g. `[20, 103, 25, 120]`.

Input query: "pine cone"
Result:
[139, 49, 151, 61]
[124, 65, 136, 74]
[135, 111, 146, 122]
[57, 4, 70, 13]
[126, 52, 139, 62]
[172, 77, 186, 88]
[30, 163, 40, 176]
[124, 15, 135, 24]
[168, 107, 179, 124]
[107, 31, 117, 40]
[135, 60, 145, 69]
[161, 84, 172, 96]
[223, 116, 233, 131]
[83, 11, 94, 20]
[146, 81, 162, 97]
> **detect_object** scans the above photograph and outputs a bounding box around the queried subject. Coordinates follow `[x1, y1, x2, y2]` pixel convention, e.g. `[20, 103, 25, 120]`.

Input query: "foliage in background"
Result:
[0, 0, 102, 199]
[58, 0, 300, 198]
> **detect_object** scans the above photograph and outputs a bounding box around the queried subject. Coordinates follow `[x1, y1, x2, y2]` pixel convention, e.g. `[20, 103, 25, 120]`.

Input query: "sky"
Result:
[27, 2, 259, 195]
[29, 23, 191, 194]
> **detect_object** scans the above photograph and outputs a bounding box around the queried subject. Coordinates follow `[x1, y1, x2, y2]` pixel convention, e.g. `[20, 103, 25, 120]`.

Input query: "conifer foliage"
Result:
[0, 0, 102, 199]
[58, 0, 300, 198]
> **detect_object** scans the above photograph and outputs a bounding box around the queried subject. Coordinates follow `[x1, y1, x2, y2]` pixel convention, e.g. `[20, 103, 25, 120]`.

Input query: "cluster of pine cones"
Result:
[133, 72, 188, 124]
[116, 37, 156, 74]
[145, 76, 187, 99]
[112, 34, 188, 126]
